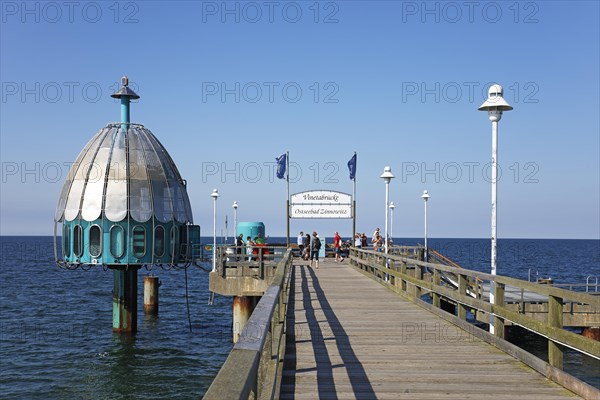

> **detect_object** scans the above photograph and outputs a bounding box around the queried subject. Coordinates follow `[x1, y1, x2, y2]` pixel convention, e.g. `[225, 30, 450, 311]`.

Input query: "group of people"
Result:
[294, 227, 393, 268]
[296, 231, 346, 268]
[353, 232, 370, 248]
[351, 230, 380, 250]
[350, 227, 392, 252]
[235, 233, 266, 260]
[369, 227, 394, 251]
[296, 231, 324, 268]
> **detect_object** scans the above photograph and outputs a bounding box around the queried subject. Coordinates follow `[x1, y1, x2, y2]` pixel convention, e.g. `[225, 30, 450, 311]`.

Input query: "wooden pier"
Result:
[204, 247, 600, 400]
[281, 261, 580, 399]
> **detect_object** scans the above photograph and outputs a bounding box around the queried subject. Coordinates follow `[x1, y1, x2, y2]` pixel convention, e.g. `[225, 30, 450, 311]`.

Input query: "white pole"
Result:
[212, 193, 218, 272]
[234, 206, 237, 238]
[479, 84, 511, 336]
[384, 180, 389, 281]
[424, 199, 428, 261]
[390, 207, 394, 240]
[490, 119, 498, 334]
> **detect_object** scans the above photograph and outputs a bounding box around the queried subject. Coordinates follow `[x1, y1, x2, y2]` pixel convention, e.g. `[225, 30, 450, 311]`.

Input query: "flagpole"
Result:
[352, 152, 356, 241]
[286, 151, 290, 248]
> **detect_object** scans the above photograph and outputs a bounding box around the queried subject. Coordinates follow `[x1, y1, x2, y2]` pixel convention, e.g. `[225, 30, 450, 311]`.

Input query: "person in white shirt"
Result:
[297, 231, 305, 256]
[354, 233, 362, 248]
[372, 227, 380, 240]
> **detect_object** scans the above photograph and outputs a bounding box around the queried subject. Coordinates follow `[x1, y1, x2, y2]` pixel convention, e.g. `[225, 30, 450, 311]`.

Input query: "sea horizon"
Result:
[1, 235, 599, 240]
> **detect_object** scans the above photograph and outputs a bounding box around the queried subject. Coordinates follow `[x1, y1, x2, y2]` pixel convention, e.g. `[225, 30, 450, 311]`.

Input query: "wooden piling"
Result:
[233, 296, 257, 343]
[144, 275, 159, 315]
[112, 268, 138, 334]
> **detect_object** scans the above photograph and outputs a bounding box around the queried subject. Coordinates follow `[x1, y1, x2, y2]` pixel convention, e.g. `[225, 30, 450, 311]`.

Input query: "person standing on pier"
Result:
[304, 233, 311, 260]
[361, 233, 368, 248]
[246, 236, 254, 261]
[310, 231, 321, 269]
[373, 227, 380, 239]
[297, 231, 305, 256]
[235, 234, 245, 261]
[372, 231, 383, 251]
[334, 232, 344, 262]
[354, 233, 362, 248]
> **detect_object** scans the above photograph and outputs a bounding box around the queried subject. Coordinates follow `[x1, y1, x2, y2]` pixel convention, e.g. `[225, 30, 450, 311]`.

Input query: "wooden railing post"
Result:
[279, 282, 285, 323]
[400, 261, 407, 292]
[271, 303, 278, 358]
[548, 295, 564, 369]
[414, 263, 423, 299]
[458, 274, 468, 320]
[360, 249, 365, 270]
[259, 247, 264, 280]
[372, 252, 378, 278]
[495, 282, 505, 339]
[389, 259, 395, 286]
[432, 269, 441, 308]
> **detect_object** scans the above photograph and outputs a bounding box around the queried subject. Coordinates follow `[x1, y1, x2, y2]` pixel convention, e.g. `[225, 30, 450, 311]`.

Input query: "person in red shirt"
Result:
[334, 231, 344, 262]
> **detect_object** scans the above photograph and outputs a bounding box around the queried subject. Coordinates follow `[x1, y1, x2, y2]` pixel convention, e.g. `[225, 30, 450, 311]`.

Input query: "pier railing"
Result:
[349, 247, 600, 398]
[214, 245, 285, 279]
[204, 248, 293, 399]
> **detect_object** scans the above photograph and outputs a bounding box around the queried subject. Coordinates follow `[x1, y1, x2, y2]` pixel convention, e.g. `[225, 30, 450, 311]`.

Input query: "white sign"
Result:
[290, 190, 352, 219]
[290, 190, 352, 205]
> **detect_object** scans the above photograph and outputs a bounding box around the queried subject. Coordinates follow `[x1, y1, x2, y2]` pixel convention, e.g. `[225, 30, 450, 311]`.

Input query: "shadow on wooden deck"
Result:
[282, 265, 376, 399]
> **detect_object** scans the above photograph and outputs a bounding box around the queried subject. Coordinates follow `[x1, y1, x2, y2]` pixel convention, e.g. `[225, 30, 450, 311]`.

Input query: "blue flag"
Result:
[348, 153, 357, 180]
[276, 153, 287, 179]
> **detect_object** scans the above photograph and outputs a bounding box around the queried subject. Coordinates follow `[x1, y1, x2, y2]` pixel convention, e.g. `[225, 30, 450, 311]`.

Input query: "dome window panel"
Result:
[132, 226, 146, 258]
[63, 225, 71, 258]
[154, 226, 165, 257]
[89, 225, 102, 257]
[73, 224, 83, 258]
[109, 225, 125, 258]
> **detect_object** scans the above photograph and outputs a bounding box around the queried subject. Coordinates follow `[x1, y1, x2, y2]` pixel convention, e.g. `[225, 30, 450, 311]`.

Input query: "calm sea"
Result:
[0, 236, 598, 398]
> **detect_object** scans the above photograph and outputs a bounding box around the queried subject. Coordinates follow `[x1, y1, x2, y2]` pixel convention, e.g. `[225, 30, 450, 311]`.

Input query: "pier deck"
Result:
[280, 260, 580, 399]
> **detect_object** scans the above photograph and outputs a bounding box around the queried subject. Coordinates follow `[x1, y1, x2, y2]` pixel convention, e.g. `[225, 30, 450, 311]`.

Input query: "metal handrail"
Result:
[428, 248, 463, 269]
[586, 276, 599, 293]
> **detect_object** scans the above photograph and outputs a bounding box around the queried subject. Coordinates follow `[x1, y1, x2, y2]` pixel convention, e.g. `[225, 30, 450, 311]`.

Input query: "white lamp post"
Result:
[380, 166, 394, 281]
[421, 190, 430, 261]
[211, 189, 220, 272]
[389, 201, 395, 244]
[479, 84, 513, 334]
[232, 201, 238, 241]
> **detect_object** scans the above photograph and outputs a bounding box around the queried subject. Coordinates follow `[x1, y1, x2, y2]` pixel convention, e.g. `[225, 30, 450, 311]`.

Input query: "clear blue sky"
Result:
[1, 1, 599, 239]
